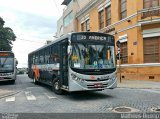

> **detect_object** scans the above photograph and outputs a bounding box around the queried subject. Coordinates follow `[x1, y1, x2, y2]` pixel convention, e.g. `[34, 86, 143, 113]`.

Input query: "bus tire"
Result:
[52, 78, 63, 95]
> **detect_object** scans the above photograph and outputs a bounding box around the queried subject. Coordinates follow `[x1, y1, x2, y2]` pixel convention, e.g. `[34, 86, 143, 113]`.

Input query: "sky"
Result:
[0, 0, 65, 68]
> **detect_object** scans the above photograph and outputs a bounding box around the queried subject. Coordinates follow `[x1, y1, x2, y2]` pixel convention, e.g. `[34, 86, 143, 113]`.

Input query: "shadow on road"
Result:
[0, 81, 14, 85]
[63, 91, 113, 101]
[31, 81, 114, 101]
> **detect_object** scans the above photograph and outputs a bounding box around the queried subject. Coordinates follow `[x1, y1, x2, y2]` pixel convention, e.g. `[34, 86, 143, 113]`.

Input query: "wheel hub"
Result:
[54, 82, 59, 90]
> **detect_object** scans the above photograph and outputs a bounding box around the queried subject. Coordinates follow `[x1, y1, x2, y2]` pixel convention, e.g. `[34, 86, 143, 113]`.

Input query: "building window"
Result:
[99, 10, 104, 29]
[143, 37, 160, 63]
[144, 0, 159, 8]
[120, 0, 127, 20]
[64, 11, 73, 27]
[86, 19, 90, 31]
[121, 42, 128, 64]
[81, 22, 85, 31]
[81, 19, 90, 32]
[106, 5, 111, 26]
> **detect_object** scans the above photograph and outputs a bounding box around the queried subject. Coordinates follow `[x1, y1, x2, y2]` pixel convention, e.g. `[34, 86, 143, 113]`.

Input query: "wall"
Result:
[76, 0, 160, 81]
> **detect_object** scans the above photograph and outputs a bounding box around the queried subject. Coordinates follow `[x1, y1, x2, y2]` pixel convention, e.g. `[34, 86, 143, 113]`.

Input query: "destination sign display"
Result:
[71, 33, 114, 44]
[0, 52, 14, 57]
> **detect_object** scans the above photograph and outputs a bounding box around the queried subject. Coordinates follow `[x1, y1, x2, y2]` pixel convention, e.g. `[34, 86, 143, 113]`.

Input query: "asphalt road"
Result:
[0, 75, 160, 119]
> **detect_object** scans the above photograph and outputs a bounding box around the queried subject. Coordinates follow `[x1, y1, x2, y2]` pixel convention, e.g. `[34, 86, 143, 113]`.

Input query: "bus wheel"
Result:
[52, 78, 63, 95]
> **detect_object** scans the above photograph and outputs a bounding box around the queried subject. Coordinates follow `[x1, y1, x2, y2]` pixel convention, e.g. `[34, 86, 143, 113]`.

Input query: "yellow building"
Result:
[59, 0, 160, 81]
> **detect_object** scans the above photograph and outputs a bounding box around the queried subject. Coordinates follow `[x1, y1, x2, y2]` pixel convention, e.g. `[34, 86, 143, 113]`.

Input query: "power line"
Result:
[51, 0, 61, 17]
[17, 38, 46, 44]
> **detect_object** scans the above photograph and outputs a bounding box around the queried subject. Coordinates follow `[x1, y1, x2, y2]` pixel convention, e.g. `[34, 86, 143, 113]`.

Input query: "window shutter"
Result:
[121, 42, 128, 64]
[144, 37, 160, 63]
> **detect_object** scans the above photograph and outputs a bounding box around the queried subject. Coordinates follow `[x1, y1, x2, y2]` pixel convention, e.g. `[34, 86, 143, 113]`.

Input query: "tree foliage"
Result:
[0, 17, 16, 51]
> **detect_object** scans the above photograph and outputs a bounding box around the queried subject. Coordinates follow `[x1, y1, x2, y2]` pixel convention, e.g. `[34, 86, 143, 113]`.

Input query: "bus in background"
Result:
[0, 51, 17, 84]
[28, 32, 117, 94]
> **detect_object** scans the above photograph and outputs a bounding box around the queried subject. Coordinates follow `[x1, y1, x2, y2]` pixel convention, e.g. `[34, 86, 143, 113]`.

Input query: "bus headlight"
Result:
[71, 73, 84, 83]
[0, 73, 13, 76]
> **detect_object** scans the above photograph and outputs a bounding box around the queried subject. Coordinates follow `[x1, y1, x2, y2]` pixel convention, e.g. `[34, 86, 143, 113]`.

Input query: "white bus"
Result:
[28, 32, 117, 94]
[0, 51, 17, 84]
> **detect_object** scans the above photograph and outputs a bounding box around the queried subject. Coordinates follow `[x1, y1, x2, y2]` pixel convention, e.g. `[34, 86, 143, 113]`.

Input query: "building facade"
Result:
[57, 0, 160, 81]
[56, 0, 91, 37]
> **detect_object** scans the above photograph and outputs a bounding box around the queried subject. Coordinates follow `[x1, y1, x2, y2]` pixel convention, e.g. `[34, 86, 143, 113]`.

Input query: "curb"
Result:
[0, 90, 22, 99]
[117, 87, 160, 89]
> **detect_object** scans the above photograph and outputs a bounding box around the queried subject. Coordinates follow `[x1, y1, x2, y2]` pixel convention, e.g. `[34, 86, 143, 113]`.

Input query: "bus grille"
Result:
[4, 77, 12, 79]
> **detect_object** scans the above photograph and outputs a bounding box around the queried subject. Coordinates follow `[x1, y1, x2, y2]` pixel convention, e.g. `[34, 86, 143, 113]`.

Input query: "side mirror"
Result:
[16, 60, 18, 65]
[116, 40, 121, 48]
[67, 45, 72, 54]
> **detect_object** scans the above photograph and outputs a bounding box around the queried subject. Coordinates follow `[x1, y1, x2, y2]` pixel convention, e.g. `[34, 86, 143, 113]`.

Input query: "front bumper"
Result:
[69, 77, 117, 91]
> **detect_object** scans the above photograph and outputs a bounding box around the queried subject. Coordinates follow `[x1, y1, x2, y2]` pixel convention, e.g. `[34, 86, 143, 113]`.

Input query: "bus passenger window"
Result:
[52, 54, 59, 63]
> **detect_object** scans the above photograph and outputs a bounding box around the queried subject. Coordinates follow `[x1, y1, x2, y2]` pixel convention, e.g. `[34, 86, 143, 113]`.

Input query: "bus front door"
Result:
[59, 40, 68, 87]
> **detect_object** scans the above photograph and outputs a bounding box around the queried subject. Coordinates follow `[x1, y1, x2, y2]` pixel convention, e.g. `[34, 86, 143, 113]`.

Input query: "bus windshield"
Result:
[70, 43, 115, 70]
[0, 57, 14, 72]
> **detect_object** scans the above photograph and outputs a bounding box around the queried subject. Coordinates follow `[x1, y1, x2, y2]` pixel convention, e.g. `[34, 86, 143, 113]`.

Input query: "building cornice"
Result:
[99, 6, 160, 34]
[99, 12, 138, 33]
[138, 18, 160, 25]
[109, 18, 160, 36]
[62, 0, 72, 5]
[76, 0, 100, 18]
[117, 63, 160, 67]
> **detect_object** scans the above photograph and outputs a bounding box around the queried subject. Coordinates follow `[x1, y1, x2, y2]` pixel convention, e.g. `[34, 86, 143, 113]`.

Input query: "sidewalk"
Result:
[0, 89, 21, 99]
[117, 79, 160, 89]
[0, 89, 14, 98]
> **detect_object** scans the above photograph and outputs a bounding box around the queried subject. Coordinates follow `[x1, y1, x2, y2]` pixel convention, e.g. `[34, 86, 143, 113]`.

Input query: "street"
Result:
[0, 75, 160, 114]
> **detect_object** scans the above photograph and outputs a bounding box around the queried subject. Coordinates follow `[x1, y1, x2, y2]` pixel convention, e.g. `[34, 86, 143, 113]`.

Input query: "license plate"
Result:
[94, 83, 103, 88]
[0, 77, 4, 80]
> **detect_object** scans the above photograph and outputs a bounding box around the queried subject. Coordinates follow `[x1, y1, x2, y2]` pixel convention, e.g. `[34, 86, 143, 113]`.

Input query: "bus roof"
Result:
[0, 51, 14, 53]
[28, 32, 114, 55]
[28, 33, 72, 55]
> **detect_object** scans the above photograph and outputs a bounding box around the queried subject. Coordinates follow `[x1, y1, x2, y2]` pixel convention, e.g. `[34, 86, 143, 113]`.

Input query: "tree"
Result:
[0, 17, 16, 51]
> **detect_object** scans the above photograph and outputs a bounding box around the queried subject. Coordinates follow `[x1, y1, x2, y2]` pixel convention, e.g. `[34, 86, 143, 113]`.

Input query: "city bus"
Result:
[28, 32, 117, 94]
[0, 51, 17, 84]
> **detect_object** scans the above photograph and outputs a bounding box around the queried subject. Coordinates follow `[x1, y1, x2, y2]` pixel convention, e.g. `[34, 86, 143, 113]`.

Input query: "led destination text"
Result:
[74, 34, 114, 43]
[80, 35, 107, 40]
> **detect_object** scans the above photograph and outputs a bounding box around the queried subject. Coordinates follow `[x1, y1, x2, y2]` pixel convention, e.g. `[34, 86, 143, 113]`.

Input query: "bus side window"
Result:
[50, 44, 60, 64]
[55, 54, 60, 63]
[49, 55, 53, 63]
[35, 54, 38, 64]
[51, 54, 59, 64]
